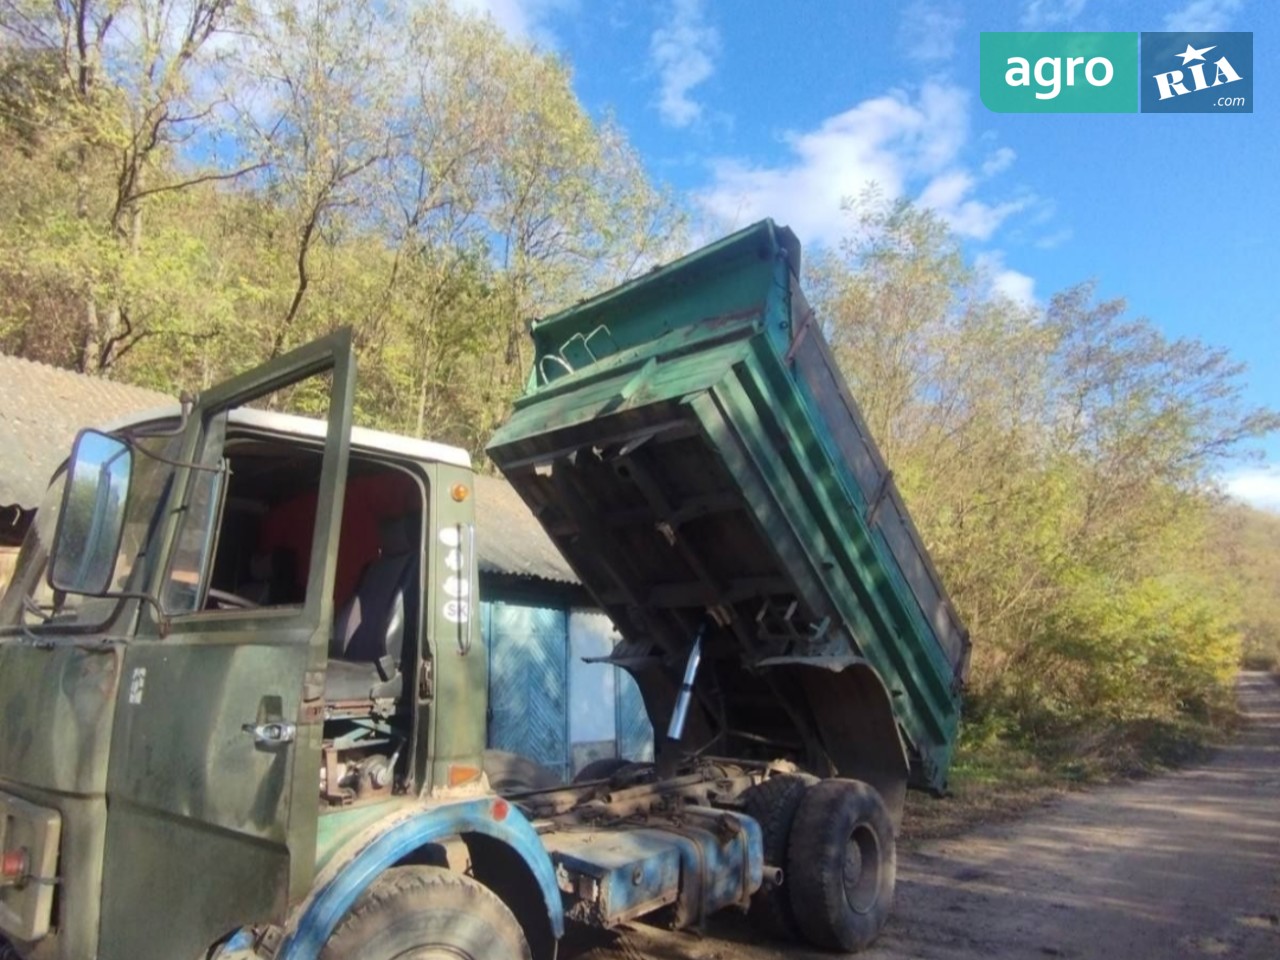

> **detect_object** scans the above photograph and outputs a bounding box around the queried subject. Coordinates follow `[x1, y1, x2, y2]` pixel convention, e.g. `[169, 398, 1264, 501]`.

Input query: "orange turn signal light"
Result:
[450, 483, 470, 502]
[447, 763, 482, 787]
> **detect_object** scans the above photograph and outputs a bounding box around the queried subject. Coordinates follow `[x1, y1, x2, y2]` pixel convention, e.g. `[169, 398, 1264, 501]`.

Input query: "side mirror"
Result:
[49, 430, 134, 596]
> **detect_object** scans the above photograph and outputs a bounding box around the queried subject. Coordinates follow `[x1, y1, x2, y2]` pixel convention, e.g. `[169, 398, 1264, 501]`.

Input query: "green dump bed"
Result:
[488, 221, 969, 792]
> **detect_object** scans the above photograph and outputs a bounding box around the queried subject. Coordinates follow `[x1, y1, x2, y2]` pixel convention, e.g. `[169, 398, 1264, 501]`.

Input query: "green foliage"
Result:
[811, 193, 1276, 770]
[1213, 504, 1280, 670]
[0, 0, 686, 454]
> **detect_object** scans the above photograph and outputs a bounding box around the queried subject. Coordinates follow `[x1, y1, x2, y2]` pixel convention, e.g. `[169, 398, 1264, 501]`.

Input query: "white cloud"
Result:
[1034, 227, 1074, 249]
[900, 1, 963, 64]
[1020, 0, 1087, 29]
[650, 0, 719, 128]
[975, 251, 1037, 309]
[917, 170, 1027, 239]
[992, 268, 1036, 307]
[1164, 0, 1244, 31]
[449, 0, 572, 45]
[981, 146, 1016, 177]
[696, 82, 1028, 247]
[1223, 465, 1280, 513]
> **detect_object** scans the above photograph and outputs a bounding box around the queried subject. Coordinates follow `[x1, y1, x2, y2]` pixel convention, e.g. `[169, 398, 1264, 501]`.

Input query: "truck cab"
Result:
[0, 334, 565, 960]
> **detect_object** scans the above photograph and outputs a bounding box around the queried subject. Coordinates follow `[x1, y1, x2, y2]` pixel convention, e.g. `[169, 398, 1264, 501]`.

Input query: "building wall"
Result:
[568, 609, 654, 771]
[480, 575, 653, 782]
[483, 597, 571, 779]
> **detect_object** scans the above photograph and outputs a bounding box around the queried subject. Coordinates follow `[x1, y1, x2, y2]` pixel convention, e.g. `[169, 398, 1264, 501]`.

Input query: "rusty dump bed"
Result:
[488, 220, 969, 792]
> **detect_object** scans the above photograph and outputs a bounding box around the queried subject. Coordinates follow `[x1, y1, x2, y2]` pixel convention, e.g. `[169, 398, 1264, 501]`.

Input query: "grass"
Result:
[900, 709, 1235, 846]
[901, 738, 1064, 844]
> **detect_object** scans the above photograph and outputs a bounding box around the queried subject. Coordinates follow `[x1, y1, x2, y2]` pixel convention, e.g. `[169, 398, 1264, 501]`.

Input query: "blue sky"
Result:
[458, 0, 1278, 509]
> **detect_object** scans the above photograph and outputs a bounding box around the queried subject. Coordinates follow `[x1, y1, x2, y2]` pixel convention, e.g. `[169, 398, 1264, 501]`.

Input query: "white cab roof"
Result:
[100, 405, 472, 469]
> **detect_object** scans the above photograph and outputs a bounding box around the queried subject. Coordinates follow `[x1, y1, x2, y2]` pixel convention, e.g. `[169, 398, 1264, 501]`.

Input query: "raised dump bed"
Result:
[488, 220, 969, 798]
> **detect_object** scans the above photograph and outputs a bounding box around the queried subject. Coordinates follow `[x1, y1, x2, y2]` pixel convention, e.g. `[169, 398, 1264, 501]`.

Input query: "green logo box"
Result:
[981, 32, 1138, 113]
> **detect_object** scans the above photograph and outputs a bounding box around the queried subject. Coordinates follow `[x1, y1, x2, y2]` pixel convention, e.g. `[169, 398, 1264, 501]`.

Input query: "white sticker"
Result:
[444, 548, 463, 572]
[438, 526, 462, 548]
[128, 667, 147, 705]
[443, 600, 470, 623]
[442, 575, 470, 598]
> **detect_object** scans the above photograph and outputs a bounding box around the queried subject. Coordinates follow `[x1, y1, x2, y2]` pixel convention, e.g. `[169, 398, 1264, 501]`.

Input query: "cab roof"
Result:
[101, 406, 472, 469]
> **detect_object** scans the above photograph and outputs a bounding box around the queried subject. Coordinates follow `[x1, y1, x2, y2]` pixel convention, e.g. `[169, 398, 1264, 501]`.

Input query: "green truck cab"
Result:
[0, 221, 968, 960]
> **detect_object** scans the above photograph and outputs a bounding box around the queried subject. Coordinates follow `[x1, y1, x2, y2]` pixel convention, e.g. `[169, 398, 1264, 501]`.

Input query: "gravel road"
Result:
[566, 672, 1280, 960]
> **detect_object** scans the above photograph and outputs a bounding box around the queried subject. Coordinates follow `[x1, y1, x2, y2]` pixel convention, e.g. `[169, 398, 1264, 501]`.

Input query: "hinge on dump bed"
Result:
[753, 600, 831, 651]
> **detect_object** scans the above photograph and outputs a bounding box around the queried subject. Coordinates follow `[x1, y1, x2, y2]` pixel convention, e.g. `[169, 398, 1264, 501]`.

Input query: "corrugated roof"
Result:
[0, 353, 172, 511]
[0, 354, 576, 585]
[474, 473, 578, 584]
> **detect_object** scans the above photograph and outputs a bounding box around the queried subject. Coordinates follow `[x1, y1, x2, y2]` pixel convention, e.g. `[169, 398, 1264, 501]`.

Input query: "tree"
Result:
[0, 0, 255, 371]
[809, 193, 1277, 750]
[1, 0, 687, 458]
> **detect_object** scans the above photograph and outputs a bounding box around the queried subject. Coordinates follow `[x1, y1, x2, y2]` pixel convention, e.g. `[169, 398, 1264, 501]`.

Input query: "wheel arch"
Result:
[464, 831, 557, 960]
[761, 656, 910, 828]
[276, 797, 563, 960]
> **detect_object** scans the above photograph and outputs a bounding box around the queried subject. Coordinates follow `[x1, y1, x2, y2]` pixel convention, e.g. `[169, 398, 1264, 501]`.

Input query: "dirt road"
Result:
[568, 673, 1280, 960]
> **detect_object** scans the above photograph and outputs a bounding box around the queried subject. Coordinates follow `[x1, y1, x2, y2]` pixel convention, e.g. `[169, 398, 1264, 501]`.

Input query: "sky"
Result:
[456, 0, 1279, 510]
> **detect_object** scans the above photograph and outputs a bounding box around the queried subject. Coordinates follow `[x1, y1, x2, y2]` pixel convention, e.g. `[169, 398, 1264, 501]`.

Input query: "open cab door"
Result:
[97, 332, 355, 960]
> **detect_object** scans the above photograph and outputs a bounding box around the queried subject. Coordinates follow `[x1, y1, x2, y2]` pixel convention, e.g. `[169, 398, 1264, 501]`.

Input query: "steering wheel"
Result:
[205, 588, 260, 611]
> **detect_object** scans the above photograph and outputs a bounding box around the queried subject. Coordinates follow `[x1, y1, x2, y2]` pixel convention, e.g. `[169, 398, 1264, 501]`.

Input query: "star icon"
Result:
[1176, 43, 1216, 65]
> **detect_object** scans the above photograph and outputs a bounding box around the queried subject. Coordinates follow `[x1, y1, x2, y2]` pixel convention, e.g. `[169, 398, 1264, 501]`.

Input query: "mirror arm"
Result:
[91, 590, 173, 637]
[118, 436, 227, 474]
[114, 391, 196, 440]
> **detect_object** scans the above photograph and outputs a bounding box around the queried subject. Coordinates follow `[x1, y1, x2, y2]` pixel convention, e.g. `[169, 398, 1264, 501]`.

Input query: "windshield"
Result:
[0, 429, 185, 634]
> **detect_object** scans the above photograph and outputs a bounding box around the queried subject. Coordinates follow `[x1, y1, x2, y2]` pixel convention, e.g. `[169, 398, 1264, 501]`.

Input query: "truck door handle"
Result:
[242, 722, 296, 745]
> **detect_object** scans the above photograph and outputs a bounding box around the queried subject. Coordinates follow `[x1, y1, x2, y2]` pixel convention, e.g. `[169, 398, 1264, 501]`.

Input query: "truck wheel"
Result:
[483, 749, 561, 794]
[320, 866, 532, 960]
[787, 779, 896, 953]
[740, 773, 817, 940]
[573, 757, 631, 783]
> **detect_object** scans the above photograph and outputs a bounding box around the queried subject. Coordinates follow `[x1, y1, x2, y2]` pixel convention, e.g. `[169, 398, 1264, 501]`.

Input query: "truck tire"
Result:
[573, 757, 631, 783]
[483, 749, 561, 794]
[740, 772, 817, 940]
[786, 779, 896, 953]
[320, 865, 532, 960]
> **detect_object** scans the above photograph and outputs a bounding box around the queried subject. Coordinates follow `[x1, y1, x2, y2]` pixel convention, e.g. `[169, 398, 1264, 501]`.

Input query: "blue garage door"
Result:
[484, 601, 570, 780]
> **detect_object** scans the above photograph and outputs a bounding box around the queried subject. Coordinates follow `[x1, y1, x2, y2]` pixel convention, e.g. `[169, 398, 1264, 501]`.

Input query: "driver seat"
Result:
[324, 515, 419, 708]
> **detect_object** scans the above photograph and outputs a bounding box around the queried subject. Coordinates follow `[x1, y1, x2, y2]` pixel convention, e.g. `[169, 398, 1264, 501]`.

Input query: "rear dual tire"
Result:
[741, 772, 818, 939]
[786, 779, 897, 953]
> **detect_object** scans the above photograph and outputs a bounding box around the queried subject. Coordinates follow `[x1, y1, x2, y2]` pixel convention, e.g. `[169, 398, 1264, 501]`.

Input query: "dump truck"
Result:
[0, 219, 968, 960]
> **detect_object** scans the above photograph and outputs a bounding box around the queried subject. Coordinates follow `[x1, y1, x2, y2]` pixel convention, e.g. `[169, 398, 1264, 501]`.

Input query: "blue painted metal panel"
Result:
[539, 808, 763, 931]
[278, 798, 564, 959]
[485, 600, 570, 779]
[657, 807, 762, 922]
[541, 829, 681, 926]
